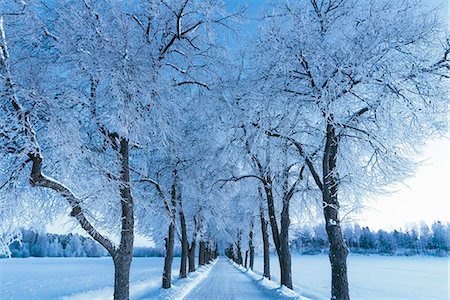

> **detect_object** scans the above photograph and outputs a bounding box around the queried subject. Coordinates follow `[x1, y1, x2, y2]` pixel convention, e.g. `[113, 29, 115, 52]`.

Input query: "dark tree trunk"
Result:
[178, 195, 188, 279]
[208, 242, 214, 263]
[112, 139, 134, 300]
[326, 214, 349, 300]
[236, 232, 244, 266]
[113, 253, 132, 300]
[264, 176, 293, 288]
[244, 249, 249, 269]
[214, 242, 219, 259]
[236, 232, 243, 266]
[162, 168, 178, 289]
[264, 176, 281, 254]
[249, 228, 255, 271]
[162, 222, 175, 289]
[259, 197, 271, 279]
[236, 248, 242, 265]
[198, 239, 205, 266]
[323, 117, 350, 300]
[279, 197, 293, 289]
[188, 237, 196, 272]
[205, 245, 209, 264]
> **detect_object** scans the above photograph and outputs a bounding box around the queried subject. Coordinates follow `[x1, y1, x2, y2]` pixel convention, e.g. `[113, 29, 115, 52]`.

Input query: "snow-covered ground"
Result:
[0, 257, 180, 299]
[253, 254, 449, 300]
[0, 255, 448, 299]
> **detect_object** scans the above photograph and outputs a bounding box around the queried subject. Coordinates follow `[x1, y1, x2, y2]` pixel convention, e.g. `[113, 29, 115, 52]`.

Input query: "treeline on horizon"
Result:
[4, 228, 175, 258]
[6, 221, 448, 259]
[292, 221, 449, 256]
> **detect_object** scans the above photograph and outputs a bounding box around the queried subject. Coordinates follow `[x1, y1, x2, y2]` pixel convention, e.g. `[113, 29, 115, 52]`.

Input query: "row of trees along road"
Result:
[0, 1, 448, 300]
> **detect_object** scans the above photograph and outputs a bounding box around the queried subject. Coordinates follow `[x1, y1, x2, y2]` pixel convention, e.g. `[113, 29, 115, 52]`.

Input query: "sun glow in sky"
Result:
[358, 139, 450, 230]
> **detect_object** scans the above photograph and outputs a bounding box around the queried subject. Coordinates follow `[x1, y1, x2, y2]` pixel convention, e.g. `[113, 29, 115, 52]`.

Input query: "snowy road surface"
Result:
[183, 259, 281, 300]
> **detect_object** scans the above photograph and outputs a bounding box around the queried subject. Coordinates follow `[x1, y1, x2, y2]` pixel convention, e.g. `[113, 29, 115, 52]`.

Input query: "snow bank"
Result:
[61, 278, 161, 300]
[227, 259, 311, 300]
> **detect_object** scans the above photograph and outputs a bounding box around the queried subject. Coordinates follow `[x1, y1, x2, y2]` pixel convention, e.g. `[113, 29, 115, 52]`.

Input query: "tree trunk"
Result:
[323, 117, 350, 300]
[279, 197, 293, 289]
[162, 167, 178, 288]
[264, 176, 292, 288]
[205, 241, 210, 264]
[264, 176, 281, 255]
[188, 237, 196, 272]
[208, 243, 213, 263]
[162, 222, 175, 289]
[214, 242, 219, 259]
[325, 213, 349, 300]
[236, 233, 243, 266]
[264, 174, 294, 288]
[259, 197, 271, 279]
[114, 139, 135, 300]
[178, 195, 188, 279]
[243, 249, 247, 268]
[113, 253, 132, 300]
[198, 239, 205, 266]
[249, 228, 255, 271]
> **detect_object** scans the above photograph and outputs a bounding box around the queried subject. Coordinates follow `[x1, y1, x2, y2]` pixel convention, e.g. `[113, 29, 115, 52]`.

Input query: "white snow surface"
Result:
[1, 255, 448, 299]
[0, 257, 182, 299]
[253, 254, 449, 300]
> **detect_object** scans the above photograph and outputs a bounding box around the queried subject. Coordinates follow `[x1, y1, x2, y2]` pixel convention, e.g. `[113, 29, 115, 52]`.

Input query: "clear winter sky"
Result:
[48, 0, 449, 246]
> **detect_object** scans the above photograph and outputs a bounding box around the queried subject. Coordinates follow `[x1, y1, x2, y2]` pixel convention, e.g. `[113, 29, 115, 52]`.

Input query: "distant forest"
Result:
[5, 228, 176, 258]
[6, 221, 448, 258]
[292, 221, 449, 256]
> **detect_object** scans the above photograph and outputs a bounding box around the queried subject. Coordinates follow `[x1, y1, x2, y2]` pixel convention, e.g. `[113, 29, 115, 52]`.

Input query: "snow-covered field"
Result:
[0, 257, 181, 299]
[253, 254, 449, 300]
[0, 255, 448, 299]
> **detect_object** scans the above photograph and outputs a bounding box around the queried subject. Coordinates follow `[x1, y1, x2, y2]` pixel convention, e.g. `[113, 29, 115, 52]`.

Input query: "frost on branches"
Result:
[0, 1, 448, 300]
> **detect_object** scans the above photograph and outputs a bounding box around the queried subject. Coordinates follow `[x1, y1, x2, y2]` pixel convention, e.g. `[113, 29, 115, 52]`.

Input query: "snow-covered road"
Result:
[183, 259, 283, 300]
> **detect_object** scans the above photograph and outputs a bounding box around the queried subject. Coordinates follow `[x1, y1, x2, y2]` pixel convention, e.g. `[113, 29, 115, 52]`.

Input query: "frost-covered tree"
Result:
[47, 238, 63, 257]
[30, 232, 49, 257]
[0, 2, 144, 296]
[251, 0, 449, 298]
[125, 0, 239, 288]
[419, 222, 431, 250]
[430, 221, 449, 252]
[1, 0, 237, 297]
[217, 69, 309, 287]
